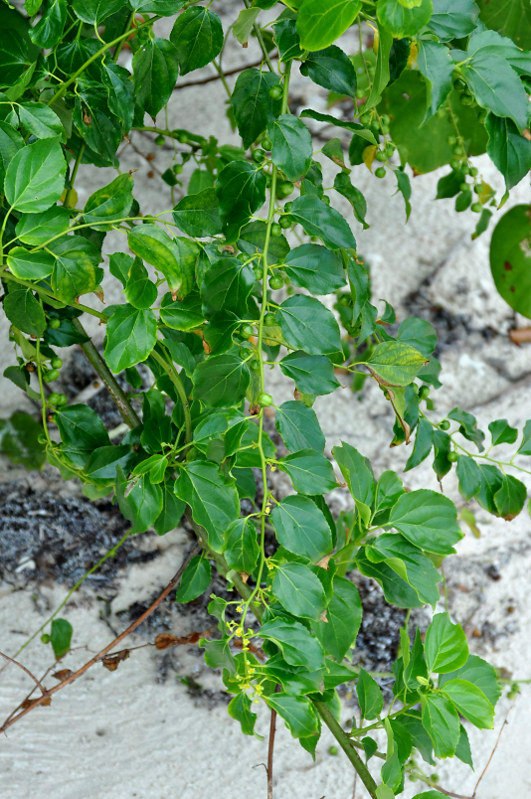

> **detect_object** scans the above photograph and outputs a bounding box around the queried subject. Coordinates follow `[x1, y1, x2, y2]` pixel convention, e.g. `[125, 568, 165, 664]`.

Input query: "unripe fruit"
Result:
[240, 324, 254, 338]
[419, 385, 430, 399]
[43, 369, 60, 383]
[374, 166, 386, 178]
[269, 274, 284, 290]
[155, 134, 165, 146]
[439, 420, 450, 430]
[279, 215, 292, 229]
[253, 265, 264, 280]
[257, 392, 273, 407]
[269, 84, 283, 100]
[264, 312, 276, 325]
[277, 181, 293, 198]
[48, 392, 61, 405]
[261, 136, 272, 151]
[49, 318, 61, 329]
[469, 166, 479, 177]
[471, 202, 483, 213]
[448, 450, 458, 462]
[252, 148, 266, 163]
[51, 357, 63, 369]
[271, 222, 282, 237]
[375, 150, 387, 162]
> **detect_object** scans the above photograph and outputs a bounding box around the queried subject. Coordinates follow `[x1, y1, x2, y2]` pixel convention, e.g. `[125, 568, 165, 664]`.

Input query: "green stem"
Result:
[0, 272, 106, 320]
[35, 339, 53, 449]
[313, 700, 379, 799]
[150, 347, 192, 445]
[243, 0, 275, 72]
[72, 318, 141, 429]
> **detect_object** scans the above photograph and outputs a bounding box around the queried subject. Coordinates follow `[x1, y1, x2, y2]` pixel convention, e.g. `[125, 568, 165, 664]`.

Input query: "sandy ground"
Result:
[1, 4, 531, 798]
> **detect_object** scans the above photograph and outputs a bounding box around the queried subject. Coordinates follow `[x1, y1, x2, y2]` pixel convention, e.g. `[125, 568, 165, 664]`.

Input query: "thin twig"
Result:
[0, 544, 200, 736]
[267, 686, 279, 799]
[472, 699, 515, 798]
[174, 54, 278, 91]
[0, 652, 47, 696]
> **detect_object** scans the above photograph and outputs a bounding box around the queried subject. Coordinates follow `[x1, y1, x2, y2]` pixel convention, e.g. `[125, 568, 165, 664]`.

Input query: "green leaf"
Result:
[172, 189, 222, 238]
[333, 441, 374, 526]
[490, 205, 531, 318]
[84, 174, 134, 229]
[440, 680, 494, 729]
[128, 0, 185, 13]
[0, 411, 45, 469]
[71, 0, 122, 23]
[333, 172, 369, 229]
[175, 555, 211, 602]
[368, 533, 441, 605]
[259, 617, 325, 671]
[277, 295, 342, 357]
[268, 114, 312, 181]
[128, 225, 197, 298]
[518, 420, 531, 455]
[388, 490, 463, 555]
[231, 68, 280, 149]
[4, 137, 66, 213]
[280, 352, 340, 395]
[455, 725, 474, 768]
[486, 115, 531, 192]
[117, 471, 163, 533]
[28, 0, 66, 47]
[377, 0, 433, 37]
[50, 618, 72, 660]
[428, 0, 478, 40]
[0, 31, 30, 85]
[456, 455, 482, 501]
[266, 693, 320, 739]
[73, 81, 122, 166]
[272, 561, 327, 619]
[438, 654, 501, 706]
[313, 575, 362, 660]
[301, 46, 357, 99]
[448, 407, 485, 451]
[55, 404, 109, 467]
[215, 160, 267, 242]
[50, 236, 103, 303]
[133, 38, 179, 119]
[272, 495, 332, 561]
[462, 51, 528, 131]
[15, 205, 69, 247]
[154, 481, 186, 535]
[233, 7, 261, 45]
[288, 195, 356, 250]
[18, 102, 64, 140]
[175, 461, 239, 552]
[124, 259, 158, 310]
[283, 244, 346, 294]
[3, 287, 46, 336]
[494, 474, 527, 520]
[411, 792, 447, 799]
[296, 0, 362, 51]
[224, 517, 259, 574]
[228, 692, 257, 736]
[0, 121, 23, 187]
[357, 668, 384, 719]
[102, 63, 134, 132]
[278, 449, 337, 495]
[488, 418, 518, 446]
[300, 109, 377, 143]
[201, 257, 255, 316]
[274, 18, 303, 62]
[425, 613, 468, 674]
[170, 7, 223, 75]
[416, 40, 453, 117]
[86, 445, 136, 486]
[366, 341, 427, 387]
[421, 692, 460, 758]
[356, 547, 422, 608]
[104, 304, 157, 373]
[275, 401, 325, 452]
[397, 318, 437, 356]
[405, 418, 433, 471]
[193, 351, 250, 408]
[6, 247, 55, 280]
[477, 0, 531, 49]
[160, 293, 204, 331]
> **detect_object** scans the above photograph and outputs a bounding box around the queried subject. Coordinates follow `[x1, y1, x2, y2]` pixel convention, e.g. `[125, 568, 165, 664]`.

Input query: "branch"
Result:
[0, 652, 48, 696]
[173, 54, 278, 91]
[267, 685, 280, 799]
[0, 544, 200, 735]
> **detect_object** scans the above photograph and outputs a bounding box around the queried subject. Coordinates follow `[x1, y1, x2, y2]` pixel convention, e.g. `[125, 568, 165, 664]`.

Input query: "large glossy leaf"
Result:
[424, 613, 468, 674]
[224, 518, 259, 574]
[279, 352, 340, 395]
[215, 160, 267, 242]
[133, 38, 179, 119]
[462, 50, 528, 131]
[356, 668, 384, 719]
[4, 138, 66, 213]
[283, 244, 345, 294]
[440, 680, 494, 729]
[272, 495, 332, 561]
[104, 304, 157, 373]
[486, 114, 531, 190]
[200, 257, 255, 316]
[55, 405, 109, 467]
[170, 7, 223, 75]
[84, 174, 134, 229]
[278, 449, 337, 495]
[231, 68, 281, 148]
[175, 555, 211, 602]
[267, 693, 320, 741]
[427, 0, 478, 40]
[259, 618, 325, 671]
[175, 461, 239, 551]
[313, 575, 362, 660]
[333, 441, 375, 526]
[193, 351, 250, 407]
[17, 102, 64, 140]
[366, 341, 427, 386]
[172, 189, 222, 237]
[377, 0, 433, 37]
[477, 0, 531, 49]
[15, 205, 69, 246]
[50, 236, 103, 303]
[128, 225, 196, 298]
[272, 562, 327, 619]
[296, 0, 362, 51]
[301, 46, 357, 99]
[416, 41, 453, 117]
[489, 205, 531, 318]
[421, 692, 460, 758]
[288, 195, 356, 250]
[367, 533, 441, 606]
[275, 401, 325, 452]
[6, 247, 55, 280]
[0, 411, 45, 470]
[102, 63, 134, 132]
[0, 31, 31, 85]
[0, 121, 23, 187]
[438, 655, 501, 707]
[268, 114, 312, 181]
[387, 490, 463, 555]
[71, 0, 122, 23]
[3, 286, 45, 336]
[277, 295, 342, 357]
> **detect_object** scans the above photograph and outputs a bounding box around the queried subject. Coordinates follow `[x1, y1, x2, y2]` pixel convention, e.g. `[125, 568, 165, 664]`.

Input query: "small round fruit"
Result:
[453, 145, 464, 157]
[175, 131, 189, 144]
[469, 166, 479, 177]
[37, 433, 47, 445]
[277, 181, 293, 198]
[269, 274, 284, 290]
[261, 136, 273, 151]
[41, 634, 51, 644]
[439, 419, 450, 430]
[450, 159, 461, 170]
[271, 222, 282, 237]
[355, 88, 366, 99]
[381, 114, 390, 126]
[283, 201, 293, 213]
[459, 182, 469, 192]
[240, 324, 254, 338]
[375, 150, 387, 162]
[249, 359, 261, 372]
[56, 393, 67, 406]
[384, 142, 396, 157]
[269, 84, 283, 100]
[448, 450, 458, 462]
[471, 202, 483, 213]
[253, 265, 264, 280]
[419, 385, 430, 399]
[48, 392, 61, 405]
[279, 215, 292, 229]
[43, 369, 60, 383]
[264, 312, 276, 325]
[51, 357, 63, 369]
[49, 318, 61, 329]
[360, 113, 371, 125]
[257, 392, 273, 407]
[252, 148, 266, 163]
[447, 135, 457, 146]
[374, 166, 386, 178]
[155, 134, 165, 146]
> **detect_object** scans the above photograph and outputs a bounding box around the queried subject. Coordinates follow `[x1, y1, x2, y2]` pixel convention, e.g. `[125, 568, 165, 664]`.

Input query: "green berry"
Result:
[257, 392, 273, 407]
[271, 222, 282, 237]
[48, 392, 61, 405]
[447, 135, 457, 146]
[450, 159, 461, 170]
[43, 369, 60, 383]
[384, 143, 396, 157]
[51, 357, 63, 369]
[253, 266, 264, 280]
[49, 318, 61, 329]
[469, 166, 479, 177]
[459, 182, 468, 192]
[375, 150, 387, 162]
[249, 359, 261, 372]
[453, 145, 464, 157]
[355, 88, 366, 99]
[261, 136, 273, 151]
[283, 201, 293, 213]
[56, 393, 67, 406]
[360, 113, 372, 126]
[439, 420, 450, 430]
[252, 148, 266, 163]
[240, 324, 254, 338]
[277, 181, 293, 198]
[381, 114, 390, 126]
[279, 215, 292, 229]
[37, 433, 47, 444]
[269, 84, 283, 100]
[269, 274, 284, 290]
[41, 634, 51, 644]
[380, 123, 390, 135]
[154, 134, 165, 146]
[419, 385, 430, 399]
[264, 312, 276, 325]
[448, 450, 458, 462]
[471, 202, 483, 213]
[374, 166, 386, 179]
[328, 746, 339, 756]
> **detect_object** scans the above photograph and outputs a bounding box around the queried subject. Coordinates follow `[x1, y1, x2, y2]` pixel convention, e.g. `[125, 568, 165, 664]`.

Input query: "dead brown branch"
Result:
[0, 543, 200, 736]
